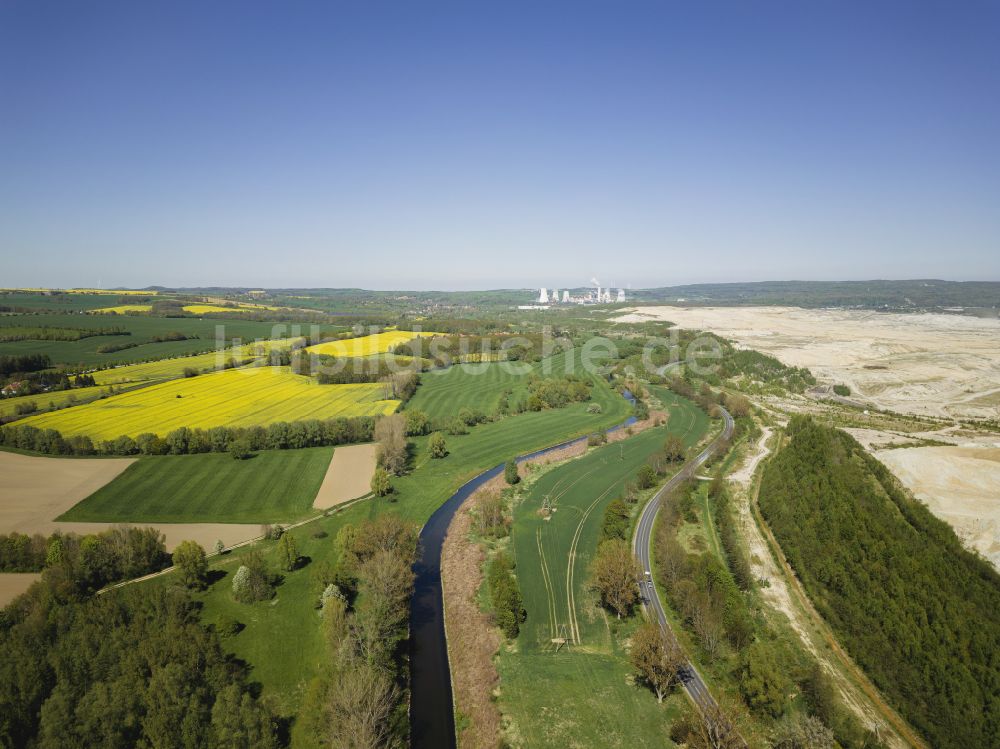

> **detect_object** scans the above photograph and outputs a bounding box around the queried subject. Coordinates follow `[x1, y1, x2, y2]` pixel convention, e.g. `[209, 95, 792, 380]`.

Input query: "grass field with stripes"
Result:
[496, 390, 708, 747]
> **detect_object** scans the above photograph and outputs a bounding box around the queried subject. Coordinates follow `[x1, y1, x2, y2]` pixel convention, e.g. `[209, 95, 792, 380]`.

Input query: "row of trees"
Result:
[0, 352, 51, 376]
[298, 515, 419, 747]
[0, 414, 376, 457]
[0, 325, 130, 342]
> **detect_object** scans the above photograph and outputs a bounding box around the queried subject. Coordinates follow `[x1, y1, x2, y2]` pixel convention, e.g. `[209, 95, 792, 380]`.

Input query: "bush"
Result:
[228, 437, 253, 460]
[428, 431, 448, 458]
[258, 524, 282, 541]
[213, 615, 242, 638]
[832, 383, 851, 397]
[504, 459, 519, 485]
[182, 367, 199, 378]
[371, 467, 393, 497]
[586, 403, 602, 414]
[636, 463, 657, 489]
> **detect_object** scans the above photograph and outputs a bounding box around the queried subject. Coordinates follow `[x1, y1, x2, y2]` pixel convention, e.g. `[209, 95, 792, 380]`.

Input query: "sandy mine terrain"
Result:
[876, 446, 1000, 569]
[313, 443, 377, 509]
[0, 452, 261, 551]
[0, 572, 41, 607]
[616, 306, 1000, 421]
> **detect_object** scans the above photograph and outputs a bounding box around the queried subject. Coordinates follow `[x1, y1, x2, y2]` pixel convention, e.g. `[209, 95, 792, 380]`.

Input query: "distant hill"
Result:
[630, 279, 1000, 311]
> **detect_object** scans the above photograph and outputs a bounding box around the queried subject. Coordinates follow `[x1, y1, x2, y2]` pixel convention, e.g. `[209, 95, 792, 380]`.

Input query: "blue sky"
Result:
[1, 0, 998, 290]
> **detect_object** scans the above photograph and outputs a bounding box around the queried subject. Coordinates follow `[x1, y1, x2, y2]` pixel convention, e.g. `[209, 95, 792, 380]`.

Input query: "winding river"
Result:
[409, 393, 636, 748]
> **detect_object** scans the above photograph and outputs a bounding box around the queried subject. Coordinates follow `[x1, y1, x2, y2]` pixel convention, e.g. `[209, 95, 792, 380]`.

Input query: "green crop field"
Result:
[0, 310, 325, 367]
[18, 366, 397, 440]
[511, 392, 706, 652]
[0, 383, 128, 419]
[59, 446, 335, 523]
[406, 346, 615, 419]
[496, 390, 708, 746]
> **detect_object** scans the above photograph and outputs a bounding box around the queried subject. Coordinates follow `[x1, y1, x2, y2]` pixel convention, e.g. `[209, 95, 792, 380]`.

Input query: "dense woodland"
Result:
[759, 418, 1000, 749]
[0, 526, 278, 749]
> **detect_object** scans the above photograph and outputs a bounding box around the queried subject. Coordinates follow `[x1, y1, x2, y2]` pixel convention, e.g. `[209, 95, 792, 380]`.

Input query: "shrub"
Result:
[428, 431, 448, 458]
[228, 437, 253, 460]
[503, 459, 519, 485]
[371, 467, 393, 497]
[636, 463, 657, 489]
[832, 383, 851, 397]
[214, 615, 242, 638]
[182, 367, 198, 378]
[585, 403, 602, 414]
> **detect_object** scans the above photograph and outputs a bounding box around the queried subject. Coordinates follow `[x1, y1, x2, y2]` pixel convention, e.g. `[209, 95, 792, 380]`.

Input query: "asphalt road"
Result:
[632, 402, 739, 735]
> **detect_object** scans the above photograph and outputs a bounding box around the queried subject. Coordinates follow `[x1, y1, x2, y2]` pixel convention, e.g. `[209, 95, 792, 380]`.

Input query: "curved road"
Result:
[632, 404, 739, 735]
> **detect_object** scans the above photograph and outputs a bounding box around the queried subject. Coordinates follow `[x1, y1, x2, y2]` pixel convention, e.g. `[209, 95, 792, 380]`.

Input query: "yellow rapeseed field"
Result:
[19, 367, 398, 440]
[305, 330, 437, 358]
[90, 304, 152, 314]
[183, 303, 283, 314]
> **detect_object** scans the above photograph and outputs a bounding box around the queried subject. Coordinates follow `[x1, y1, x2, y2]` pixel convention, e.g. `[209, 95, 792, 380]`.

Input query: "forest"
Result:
[758, 417, 1000, 749]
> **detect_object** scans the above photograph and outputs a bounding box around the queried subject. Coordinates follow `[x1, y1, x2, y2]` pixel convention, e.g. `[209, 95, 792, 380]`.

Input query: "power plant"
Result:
[522, 279, 627, 309]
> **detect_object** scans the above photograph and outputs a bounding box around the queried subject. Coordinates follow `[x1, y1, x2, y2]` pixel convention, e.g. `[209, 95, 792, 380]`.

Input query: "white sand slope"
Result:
[876, 446, 1000, 570]
[615, 306, 1000, 420]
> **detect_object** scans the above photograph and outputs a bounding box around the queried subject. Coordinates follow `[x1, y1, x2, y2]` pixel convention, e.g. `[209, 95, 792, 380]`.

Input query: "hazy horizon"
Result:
[2, 1, 998, 289]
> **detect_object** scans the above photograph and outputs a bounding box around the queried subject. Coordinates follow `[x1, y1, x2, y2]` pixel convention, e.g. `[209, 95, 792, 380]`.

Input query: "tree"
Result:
[473, 489, 506, 536]
[589, 539, 641, 618]
[173, 540, 208, 589]
[428, 431, 448, 458]
[488, 552, 525, 638]
[325, 659, 399, 749]
[630, 621, 685, 703]
[210, 683, 277, 749]
[232, 551, 274, 603]
[370, 467, 392, 497]
[354, 549, 414, 668]
[663, 434, 686, 462]
[636, 463, 657, 489]
[403, 409, 430, 436]
[772, 714, 836, 749]
[278, 533, 298, 572]
[740, 642, 788, 718]
[374, 413, 407, 475]
[215, 539, 226, 556]
[228, 438, 253, 460]
[504, 459, 519, 485]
